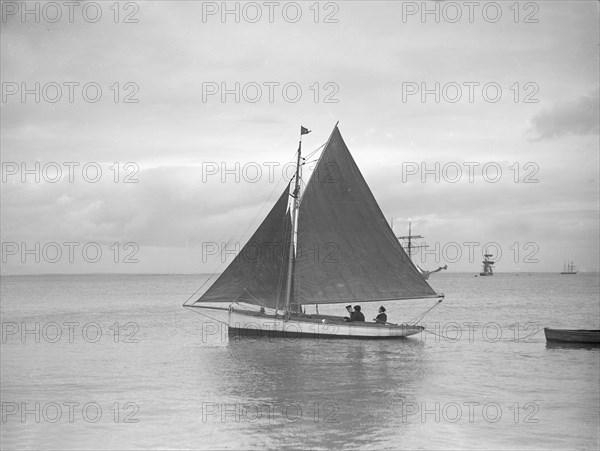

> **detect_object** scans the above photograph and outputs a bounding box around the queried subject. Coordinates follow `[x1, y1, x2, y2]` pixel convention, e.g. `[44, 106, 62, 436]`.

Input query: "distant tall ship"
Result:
[560, 261, 577, 275]
[396, 221, 447, 280]
[479, 254, 495, 276]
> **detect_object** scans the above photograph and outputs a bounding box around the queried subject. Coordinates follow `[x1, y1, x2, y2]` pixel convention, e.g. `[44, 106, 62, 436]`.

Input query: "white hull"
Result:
[227, 308, 424, 339]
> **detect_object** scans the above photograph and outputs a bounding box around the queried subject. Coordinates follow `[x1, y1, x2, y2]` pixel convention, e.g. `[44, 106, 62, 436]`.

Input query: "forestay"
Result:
[195, 185, 291, 309]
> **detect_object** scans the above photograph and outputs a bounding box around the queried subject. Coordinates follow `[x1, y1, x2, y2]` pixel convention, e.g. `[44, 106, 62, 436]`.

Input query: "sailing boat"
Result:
[186, 124, 444, 339]
[560, 261, 577, 275]
[479, 254, 494, 276]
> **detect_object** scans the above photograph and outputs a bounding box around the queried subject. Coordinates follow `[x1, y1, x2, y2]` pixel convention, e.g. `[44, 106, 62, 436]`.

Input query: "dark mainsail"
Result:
[195, 185, 291, 309]
[294, 126, 438, 305]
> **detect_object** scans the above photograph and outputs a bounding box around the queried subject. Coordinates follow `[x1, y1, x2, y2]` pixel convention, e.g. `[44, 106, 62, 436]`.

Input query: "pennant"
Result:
[300, 126, 311, 135]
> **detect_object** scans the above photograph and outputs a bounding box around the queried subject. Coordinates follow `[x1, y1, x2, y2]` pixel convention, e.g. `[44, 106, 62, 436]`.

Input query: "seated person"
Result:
[343, 304, 353, 321]
[374, 306, 387, 324]
[349, 305, 365, 322]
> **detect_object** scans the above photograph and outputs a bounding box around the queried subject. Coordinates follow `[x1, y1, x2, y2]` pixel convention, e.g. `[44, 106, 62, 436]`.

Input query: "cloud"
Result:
[2, 2, 599, 273]
[0, 164, 288, 248]
[529, 89, 600, 140]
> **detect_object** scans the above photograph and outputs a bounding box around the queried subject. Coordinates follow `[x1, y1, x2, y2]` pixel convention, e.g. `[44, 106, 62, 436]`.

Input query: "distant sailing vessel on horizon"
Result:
[479, 254, 495, 276]
[185, 124, 444, 339]
[560, 261, 578, 275]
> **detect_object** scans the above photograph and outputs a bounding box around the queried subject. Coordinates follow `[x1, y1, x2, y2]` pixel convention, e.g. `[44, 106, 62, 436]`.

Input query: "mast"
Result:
[481, 254, 494, 275]
[284, 126, 309, 311]
[408, 221, 412, 260]
[397, 221, 426, 260]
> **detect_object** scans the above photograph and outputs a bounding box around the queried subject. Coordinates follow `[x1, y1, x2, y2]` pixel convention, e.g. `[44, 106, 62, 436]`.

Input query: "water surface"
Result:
[1, 273, 598, 449]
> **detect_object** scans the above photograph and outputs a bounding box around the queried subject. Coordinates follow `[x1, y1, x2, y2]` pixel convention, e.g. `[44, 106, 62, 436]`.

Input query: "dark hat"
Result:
[354, 305, 361, 311]
[380, 306, 386, 312]
[345, 305, 352, 309]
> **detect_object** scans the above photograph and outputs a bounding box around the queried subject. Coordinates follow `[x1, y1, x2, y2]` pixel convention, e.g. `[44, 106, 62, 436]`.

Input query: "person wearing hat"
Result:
[349, 305, 365, 322]
[374, 306, 387, 324]
[343, 305, 353, 321]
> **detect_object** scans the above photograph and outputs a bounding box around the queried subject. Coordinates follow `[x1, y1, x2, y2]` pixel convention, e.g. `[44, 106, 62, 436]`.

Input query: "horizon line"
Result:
[1, 271, 599, 277]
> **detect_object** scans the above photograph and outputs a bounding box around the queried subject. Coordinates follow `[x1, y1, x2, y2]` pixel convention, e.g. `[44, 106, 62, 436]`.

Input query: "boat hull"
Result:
[227, 308, 424, 339]
[544, 328, 600, 344]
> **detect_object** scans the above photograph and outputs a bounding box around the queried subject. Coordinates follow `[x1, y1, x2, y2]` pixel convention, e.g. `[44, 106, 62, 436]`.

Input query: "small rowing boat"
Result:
[544, 328, 600, 344]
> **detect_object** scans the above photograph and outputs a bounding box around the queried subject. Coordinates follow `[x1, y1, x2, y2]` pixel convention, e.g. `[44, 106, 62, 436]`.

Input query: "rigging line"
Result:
[304, 142, 326, 160]
[241, 288, 267, 307]
[234, 177, 289, 246]
[183, 275, 219, 306]
[290, 141, 327, 206]
[218, 176, 288, 268]
[183, 305, 230, 326]
[299, 131, 337, 196]
[183, 277, 244, 306]
[297, 143, 327, 198]
[183, 286, 204, 306]
[187, 178, 288, 307]
[407, 299, 444, 325]
[298, 177, 307, 192]
[184, 279, 240, 307]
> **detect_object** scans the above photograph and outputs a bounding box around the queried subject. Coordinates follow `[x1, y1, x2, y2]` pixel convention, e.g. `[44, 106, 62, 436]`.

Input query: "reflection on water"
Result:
[189, 334, 429, 449]
[545, 341, 600, 350]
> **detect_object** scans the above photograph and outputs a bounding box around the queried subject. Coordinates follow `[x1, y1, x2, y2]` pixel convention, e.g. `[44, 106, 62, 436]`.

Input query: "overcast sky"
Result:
[1, 0, 598, 274]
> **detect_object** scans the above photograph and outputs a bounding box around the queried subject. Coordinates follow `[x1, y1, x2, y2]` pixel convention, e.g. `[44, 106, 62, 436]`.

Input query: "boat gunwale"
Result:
[227, 327, 422, 340]
[544, 328, 600, 333]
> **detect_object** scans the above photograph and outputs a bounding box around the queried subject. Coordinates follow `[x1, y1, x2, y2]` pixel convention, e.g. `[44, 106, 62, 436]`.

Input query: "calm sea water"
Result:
[1, 272, 599, 450]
